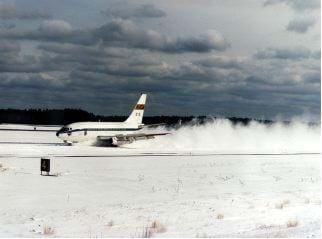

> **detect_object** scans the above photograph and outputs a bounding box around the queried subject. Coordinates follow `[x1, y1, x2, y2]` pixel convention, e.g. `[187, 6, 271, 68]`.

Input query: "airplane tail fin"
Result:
[125, 94, 147, 125]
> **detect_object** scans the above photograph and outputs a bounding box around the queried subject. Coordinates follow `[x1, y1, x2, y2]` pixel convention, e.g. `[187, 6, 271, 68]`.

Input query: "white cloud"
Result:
[39, 20, 73, 36]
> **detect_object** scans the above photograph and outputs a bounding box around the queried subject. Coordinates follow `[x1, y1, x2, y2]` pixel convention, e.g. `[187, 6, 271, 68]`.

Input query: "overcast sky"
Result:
[0, 0, 320, 120]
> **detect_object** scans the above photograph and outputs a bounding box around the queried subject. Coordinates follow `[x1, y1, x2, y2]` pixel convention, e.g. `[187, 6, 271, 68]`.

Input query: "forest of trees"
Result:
[0, 108, 273, 126]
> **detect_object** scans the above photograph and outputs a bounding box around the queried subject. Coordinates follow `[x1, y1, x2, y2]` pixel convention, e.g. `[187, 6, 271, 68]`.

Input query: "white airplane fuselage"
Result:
[56, 121, 142, 144]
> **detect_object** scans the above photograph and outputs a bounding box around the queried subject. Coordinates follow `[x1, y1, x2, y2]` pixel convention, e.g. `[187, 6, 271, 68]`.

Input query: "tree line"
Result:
[0, 108, 273, 126]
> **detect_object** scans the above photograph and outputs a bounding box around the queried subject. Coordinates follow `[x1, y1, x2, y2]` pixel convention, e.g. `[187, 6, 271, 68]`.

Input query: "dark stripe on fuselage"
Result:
[69, 128, 140, 133]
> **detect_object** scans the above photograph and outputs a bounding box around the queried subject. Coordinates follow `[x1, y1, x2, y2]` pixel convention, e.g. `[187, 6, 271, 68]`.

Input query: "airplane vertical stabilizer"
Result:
[125, 94, 147, 125]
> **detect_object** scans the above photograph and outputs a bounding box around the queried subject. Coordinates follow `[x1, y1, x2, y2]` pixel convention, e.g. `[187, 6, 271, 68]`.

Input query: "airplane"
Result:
[56, 94, 168, 146]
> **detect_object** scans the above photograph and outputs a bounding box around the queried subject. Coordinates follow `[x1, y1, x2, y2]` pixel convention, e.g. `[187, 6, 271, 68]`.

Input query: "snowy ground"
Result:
[0, 123, 320, 237]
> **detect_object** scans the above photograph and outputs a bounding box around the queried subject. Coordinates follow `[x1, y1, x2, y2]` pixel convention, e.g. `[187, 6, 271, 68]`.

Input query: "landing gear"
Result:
[63, 140, 73, 146]
[112, 137, 118, 146]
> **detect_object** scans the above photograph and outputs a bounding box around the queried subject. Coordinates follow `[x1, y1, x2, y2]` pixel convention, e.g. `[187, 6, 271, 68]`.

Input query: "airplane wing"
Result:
[97, 132, 169, 146]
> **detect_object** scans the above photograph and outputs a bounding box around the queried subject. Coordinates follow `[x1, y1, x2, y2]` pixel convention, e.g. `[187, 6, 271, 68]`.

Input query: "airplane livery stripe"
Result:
[70, 128, 140, 133]
[135, 104, 145, 110]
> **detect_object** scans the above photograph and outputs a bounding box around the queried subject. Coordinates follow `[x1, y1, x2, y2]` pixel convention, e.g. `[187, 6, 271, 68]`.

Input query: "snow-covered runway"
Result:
[0, 123, 320, 237]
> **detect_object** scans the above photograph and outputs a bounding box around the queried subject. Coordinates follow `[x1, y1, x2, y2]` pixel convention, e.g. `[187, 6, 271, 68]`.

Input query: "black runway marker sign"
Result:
[40, 158, 50, 175]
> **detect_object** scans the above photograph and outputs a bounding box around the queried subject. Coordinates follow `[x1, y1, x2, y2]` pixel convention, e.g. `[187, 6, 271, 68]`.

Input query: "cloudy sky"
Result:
[0, 0, 320, 120]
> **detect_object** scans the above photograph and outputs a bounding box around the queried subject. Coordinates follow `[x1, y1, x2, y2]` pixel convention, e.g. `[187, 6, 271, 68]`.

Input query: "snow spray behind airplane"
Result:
[131, 119, 320, 153]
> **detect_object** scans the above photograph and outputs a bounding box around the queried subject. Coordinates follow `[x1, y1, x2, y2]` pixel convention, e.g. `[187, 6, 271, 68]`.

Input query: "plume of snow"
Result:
[131, 119, 320, 154]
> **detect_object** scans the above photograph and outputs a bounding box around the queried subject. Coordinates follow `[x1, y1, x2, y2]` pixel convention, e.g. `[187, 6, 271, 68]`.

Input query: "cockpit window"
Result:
[59, 127, 69, 133]
[56, 126, 71, 136]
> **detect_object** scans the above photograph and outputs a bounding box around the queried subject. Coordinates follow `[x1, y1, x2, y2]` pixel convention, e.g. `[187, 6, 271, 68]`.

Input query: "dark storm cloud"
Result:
[0, 40, 20, 66]
[0, 72, 65, 89]
[254, 46, 318, 60]
[37, 42, 132, 60]
[37, 42, 169, 78]
[0, 40, 20, 53]
[1, 39, 318, 90]
[286, 17, 316, 33]
[133, 4, 166, 18]
[79, 60, 168, 78]
[102, 3, 166, 19]
[0, 22, 15, 29]
[303, 71, 321, 84]
[39, 50, 245, 91]
[0, 42, 319, 118]
[263, 0, 320, 11]
[0, 38, 169, 79]
[163, 61, 245, 87]
[94, 19, 230, 53]
[0, 20, 96, 45]
[194, 56, 244, 69]
[0, 29, 319, 118]
[0, 19, 229, 53]
[0, 1, 50, 20]
[247, 53, 320, 88]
